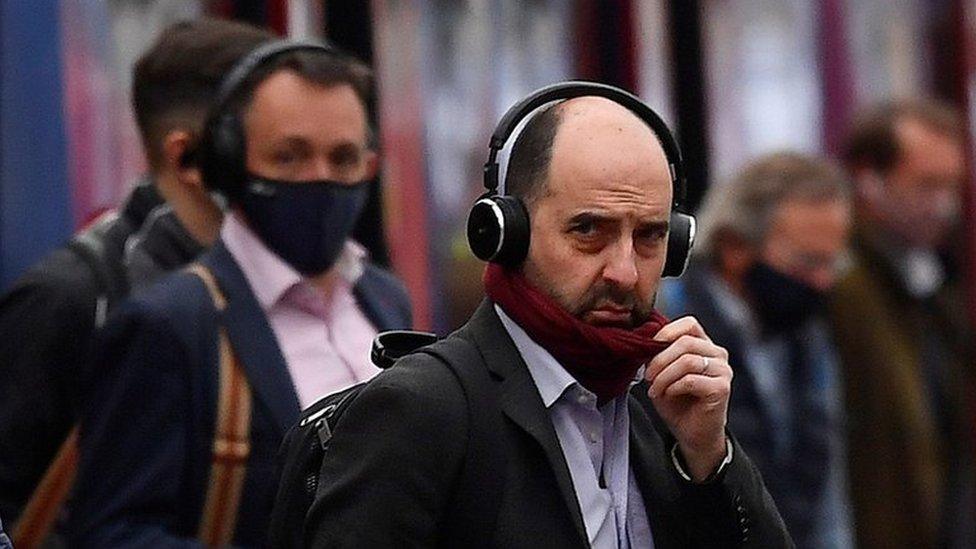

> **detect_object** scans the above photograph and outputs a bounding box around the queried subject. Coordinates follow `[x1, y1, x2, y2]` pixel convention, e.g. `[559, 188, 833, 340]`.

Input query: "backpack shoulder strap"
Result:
[67, 212, 130, 327]
[184, 263, 252, 547]
[11, 428, 80, 547]
[420, 335, 505, 546]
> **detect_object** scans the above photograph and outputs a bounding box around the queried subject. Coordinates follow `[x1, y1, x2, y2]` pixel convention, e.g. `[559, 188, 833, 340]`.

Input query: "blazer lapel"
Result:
[463, 301, 589, 547]
[627, 393, 682, 544]
[201, 243, 301, 436]
[352, 266, 404, 331]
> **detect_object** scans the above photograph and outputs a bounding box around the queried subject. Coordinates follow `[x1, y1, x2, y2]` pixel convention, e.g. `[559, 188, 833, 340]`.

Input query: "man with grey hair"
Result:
[660, 151, 854, 548]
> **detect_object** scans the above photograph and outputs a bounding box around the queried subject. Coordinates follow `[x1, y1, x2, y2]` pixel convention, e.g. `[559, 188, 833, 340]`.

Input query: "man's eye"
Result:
[636, 227, 668, 241]
[571, 221, 596, 236]
[331, 151, 359, 167]
[272, 150, 300, 164]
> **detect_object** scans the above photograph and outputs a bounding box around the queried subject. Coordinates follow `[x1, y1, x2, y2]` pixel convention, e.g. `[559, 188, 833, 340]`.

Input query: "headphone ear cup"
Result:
[201, 113, 245, 198]
[467, 195, 530, 267]
[663, 211, 696, 278]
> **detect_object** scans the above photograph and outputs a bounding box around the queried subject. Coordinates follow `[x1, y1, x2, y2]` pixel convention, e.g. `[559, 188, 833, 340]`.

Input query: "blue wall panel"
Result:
[0, 0, 70, 289]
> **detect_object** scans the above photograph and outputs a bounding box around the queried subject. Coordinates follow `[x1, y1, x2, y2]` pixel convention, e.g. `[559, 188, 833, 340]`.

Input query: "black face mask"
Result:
[236, 174, 368, 276]
[744, 261, 825, 336]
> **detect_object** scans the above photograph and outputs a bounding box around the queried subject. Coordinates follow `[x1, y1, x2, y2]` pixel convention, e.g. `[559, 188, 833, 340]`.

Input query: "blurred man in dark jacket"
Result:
[0, 19, 272, 541]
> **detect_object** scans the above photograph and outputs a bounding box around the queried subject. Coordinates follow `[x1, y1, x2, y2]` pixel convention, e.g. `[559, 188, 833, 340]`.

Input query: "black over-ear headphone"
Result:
[466, 81, 696, 278]
[199, 40, 336, 200]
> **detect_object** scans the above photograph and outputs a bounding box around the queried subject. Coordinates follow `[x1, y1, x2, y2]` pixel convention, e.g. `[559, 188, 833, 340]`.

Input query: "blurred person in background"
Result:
[68, 40, 411, 546]
[0, 18, 272, 544]
[831, 99, 974, 548]
[660, 152, 854, 548]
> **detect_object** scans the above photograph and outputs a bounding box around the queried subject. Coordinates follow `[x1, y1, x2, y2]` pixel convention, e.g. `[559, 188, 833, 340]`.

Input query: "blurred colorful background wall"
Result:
[1, 0, 973, 332]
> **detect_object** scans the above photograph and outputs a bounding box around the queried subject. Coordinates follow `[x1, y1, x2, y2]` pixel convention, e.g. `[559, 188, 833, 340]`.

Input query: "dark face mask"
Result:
[744, 261, 825, 336]
[236, 174, 368, 276]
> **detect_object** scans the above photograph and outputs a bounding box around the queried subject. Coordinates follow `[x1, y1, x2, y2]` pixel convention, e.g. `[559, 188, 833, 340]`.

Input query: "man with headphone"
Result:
[68, 41, 411, 546]
[306, 83, 789, 547]
[0, 19, 273, 545]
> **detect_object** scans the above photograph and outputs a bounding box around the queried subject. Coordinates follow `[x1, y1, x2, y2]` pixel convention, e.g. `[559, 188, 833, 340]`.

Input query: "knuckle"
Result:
[677, 353, 698, 369]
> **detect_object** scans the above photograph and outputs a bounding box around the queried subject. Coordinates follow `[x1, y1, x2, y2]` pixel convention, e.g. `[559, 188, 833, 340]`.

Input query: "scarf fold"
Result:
[484, 263, 670, 403]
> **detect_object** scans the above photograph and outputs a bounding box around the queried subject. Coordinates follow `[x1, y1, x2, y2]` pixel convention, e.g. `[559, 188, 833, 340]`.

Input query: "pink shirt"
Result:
[221, 212, 380, 409]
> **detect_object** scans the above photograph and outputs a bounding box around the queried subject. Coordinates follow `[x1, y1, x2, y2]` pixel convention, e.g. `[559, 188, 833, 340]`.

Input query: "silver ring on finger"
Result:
[701, 355, 710, 374]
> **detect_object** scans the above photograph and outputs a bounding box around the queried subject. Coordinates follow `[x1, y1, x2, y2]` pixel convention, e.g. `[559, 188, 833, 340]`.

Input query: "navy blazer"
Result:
[68, 241, 411, 547]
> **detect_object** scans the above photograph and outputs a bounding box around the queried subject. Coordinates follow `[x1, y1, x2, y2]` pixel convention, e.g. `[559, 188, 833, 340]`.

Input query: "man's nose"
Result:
[307, 156, 337, 181]
[602, 240, 639, 290]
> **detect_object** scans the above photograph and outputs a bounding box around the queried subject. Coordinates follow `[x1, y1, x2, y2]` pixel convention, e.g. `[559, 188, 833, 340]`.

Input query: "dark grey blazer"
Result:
[306, 301, 792, 548]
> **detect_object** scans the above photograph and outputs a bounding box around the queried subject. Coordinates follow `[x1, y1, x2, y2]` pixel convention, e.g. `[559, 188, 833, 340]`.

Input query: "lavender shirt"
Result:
[496, 306, 654, 549]
[222, 212, 380, 409]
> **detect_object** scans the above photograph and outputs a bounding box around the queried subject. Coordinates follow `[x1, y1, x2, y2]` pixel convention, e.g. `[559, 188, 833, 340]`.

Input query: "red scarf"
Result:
[484, 263, 669, 403]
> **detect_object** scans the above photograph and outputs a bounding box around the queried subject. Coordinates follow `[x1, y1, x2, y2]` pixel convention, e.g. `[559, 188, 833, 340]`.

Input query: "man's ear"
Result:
[162, 130, 203, 189]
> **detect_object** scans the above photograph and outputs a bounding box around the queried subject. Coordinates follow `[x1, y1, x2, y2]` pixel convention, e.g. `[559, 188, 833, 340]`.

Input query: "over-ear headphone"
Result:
[199, 40, 336, 200]
[466, 81, 696, 277]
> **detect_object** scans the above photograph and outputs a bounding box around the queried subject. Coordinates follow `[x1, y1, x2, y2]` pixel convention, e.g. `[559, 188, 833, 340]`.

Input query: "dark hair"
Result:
[221, 48, 374, 141]
[841, 98, 962, 175]
[504, 102, 563, 205]
[132, 18, 274, 169]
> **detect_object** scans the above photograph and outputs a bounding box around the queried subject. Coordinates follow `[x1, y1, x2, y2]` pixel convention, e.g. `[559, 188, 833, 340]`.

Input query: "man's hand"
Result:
[646, 316, 732, 482]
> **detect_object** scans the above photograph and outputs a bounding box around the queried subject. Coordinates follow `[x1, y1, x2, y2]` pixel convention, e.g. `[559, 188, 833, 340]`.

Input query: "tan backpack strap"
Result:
[185, 264, 227, 310]
[13, 427, 80, 547]
[185, 264, 253, 547]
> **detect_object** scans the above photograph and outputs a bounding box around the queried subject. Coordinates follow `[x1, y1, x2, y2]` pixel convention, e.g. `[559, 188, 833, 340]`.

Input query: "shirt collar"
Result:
[220, 212, 366, 311]
[886, 245, 945, 299]
[496, 305, 576, 408]
[495, 304, 642, 408]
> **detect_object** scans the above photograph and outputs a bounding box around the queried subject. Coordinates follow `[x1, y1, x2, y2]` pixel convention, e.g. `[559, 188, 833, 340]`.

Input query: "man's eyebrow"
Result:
[567, 211, 613, 225]
[567, 212, 670, 229]
[270, 135, 312, 149]
[638, 219, 670, 231]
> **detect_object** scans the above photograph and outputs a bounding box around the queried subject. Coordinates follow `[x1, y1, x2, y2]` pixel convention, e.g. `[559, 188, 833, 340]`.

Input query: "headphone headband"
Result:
[200, 39, 340, 200]
[211, 40, 337, 115]
[484, 80, 686, 206]
[470, 80, 696, 276]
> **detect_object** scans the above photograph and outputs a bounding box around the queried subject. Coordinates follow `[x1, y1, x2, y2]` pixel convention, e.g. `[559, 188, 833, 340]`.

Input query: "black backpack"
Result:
[267, 330, 504, 548]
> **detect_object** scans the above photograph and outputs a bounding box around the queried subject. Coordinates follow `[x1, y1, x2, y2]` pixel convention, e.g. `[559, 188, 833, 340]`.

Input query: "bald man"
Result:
[305, 91, 790, 548]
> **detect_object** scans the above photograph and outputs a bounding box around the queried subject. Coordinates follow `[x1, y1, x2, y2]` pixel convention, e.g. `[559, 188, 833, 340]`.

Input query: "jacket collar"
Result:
[127, 205, 205, 274]
[121, 177, 164, 229]
[459, 300, 589, 547]
[352, 266, 407, 331]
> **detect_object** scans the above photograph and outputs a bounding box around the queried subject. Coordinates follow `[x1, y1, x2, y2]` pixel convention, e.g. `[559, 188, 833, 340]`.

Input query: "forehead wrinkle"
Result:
[564, 188, 669, 221]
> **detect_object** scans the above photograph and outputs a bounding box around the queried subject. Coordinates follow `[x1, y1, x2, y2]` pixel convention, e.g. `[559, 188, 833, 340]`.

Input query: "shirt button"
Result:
[588, 432, 598, 443]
